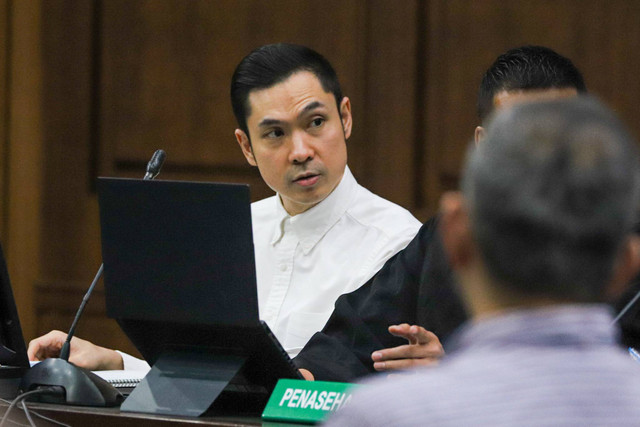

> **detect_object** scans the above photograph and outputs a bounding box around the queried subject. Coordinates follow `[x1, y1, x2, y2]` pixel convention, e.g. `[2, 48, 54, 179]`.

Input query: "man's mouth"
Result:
[293, 173, 320, 187]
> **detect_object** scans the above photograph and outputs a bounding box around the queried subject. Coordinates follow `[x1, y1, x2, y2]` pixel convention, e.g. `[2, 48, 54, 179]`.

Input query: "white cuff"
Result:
[116, 350, 151, 373]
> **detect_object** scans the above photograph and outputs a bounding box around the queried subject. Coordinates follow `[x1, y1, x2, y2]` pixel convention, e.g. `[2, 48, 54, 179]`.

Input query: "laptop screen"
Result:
[97, 178, 259, 327]
[96, 178, 301, 415]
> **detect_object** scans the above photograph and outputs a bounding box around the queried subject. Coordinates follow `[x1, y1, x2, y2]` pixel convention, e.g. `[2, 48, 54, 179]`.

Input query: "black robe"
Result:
[293, 217, 468, 382]
[293, 216, 640, 382]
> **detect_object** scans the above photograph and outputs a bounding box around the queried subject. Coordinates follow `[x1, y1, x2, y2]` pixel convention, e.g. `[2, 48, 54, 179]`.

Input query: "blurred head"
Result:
[449, 97, 640, 307]
[231, 44, 351, 215]
[475, 46, 587, 143]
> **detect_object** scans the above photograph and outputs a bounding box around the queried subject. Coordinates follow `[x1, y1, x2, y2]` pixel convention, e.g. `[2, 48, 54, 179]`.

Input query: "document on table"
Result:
[93, 370, 147, 388]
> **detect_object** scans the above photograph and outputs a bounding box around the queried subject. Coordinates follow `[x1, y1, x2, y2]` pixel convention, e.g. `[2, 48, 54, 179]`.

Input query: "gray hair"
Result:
[463, 96, 640, 301]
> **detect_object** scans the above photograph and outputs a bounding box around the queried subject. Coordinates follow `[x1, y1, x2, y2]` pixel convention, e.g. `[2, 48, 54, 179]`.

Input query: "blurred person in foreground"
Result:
[326, 96, 640, 426]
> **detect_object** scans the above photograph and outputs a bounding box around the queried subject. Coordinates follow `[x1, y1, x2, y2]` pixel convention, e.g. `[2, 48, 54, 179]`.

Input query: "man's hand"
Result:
[371, 324, 444, 372]
[27, 330, 124, 371]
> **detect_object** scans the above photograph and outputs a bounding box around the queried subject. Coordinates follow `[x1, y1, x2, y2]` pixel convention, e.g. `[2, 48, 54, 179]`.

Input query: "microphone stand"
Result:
[19, 150, 166, 407]
[59, 149, 166, 361]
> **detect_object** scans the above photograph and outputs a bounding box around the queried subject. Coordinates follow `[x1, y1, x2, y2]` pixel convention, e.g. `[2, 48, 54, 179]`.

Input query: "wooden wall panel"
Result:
[0, 0, 6, 238]
[5, 0, 43, 339]
[571, 1, 640, 141]
[35, 0, 135, 352]
[41, 0, 98, 281]
[361, 0, 421, 210]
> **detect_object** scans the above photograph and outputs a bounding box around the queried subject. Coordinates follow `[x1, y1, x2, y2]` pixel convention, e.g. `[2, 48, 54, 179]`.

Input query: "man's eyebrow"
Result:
[300, 101, 326, 115]
[257, 101, 328, 128]
[257, 118, 284, 128]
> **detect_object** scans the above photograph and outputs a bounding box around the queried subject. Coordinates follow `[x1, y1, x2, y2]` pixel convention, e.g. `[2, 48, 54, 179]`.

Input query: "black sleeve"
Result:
[293, 217, 469, 382]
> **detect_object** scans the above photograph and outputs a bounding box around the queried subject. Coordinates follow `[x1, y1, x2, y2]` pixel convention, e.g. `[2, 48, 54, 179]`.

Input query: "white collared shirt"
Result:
[251, 166, 421, 357]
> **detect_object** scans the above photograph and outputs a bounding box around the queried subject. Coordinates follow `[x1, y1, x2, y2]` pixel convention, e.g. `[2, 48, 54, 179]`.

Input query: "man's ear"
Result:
[606, 234, 640, 300]
[339, 97, 352, 140]
[439, 191, 475, 269]
[235, 129, 257, 166]
[474, 126, 486, 146]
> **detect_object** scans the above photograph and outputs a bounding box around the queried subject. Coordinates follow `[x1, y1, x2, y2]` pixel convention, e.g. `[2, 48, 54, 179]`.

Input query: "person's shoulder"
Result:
[347, 184, 421, 233]
[327, 370, 443, 425]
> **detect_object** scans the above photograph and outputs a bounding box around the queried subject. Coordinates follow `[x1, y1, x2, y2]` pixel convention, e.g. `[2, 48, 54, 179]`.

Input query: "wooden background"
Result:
[1, 0, 639, 356]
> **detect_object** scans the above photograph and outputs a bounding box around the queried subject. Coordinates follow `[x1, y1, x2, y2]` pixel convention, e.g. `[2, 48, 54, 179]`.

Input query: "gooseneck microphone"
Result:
[143, 149, 166, 180]
[20, 150, 166, 407]
[59, 149, 166, 361]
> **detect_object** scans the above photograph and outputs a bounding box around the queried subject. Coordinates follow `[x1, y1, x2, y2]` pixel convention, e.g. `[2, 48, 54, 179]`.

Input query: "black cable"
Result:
[611, 289, 640, 325]
[0, 390, 42, 426]
[0, 400, 27, 427]
[19, 401, 33, 427]
[22, 408, 69, 427]
[0, 388, 64, 427]
[0, 399, 27, 426]
[0, 398, 69, 427]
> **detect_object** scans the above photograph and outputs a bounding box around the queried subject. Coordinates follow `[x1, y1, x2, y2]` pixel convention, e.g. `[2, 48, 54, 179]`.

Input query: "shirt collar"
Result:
[445, 304, 618, 354]
[270, 166, 357, 254]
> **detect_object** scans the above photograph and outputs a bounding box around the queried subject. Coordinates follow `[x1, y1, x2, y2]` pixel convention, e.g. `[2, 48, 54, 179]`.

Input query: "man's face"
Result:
[235, 71, 351, 216]
[475, 87, 579, 144]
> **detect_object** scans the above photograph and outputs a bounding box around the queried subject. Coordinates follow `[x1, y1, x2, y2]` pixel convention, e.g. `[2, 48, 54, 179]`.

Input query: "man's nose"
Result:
[289, 132, 315, 164]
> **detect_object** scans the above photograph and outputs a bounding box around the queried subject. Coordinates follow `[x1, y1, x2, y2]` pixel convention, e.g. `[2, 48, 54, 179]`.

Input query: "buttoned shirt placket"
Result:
[262, 217, 298, 328]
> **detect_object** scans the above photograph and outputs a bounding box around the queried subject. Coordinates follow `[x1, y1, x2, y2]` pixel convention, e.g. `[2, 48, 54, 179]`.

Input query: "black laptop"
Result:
[97, 178, 302, 417]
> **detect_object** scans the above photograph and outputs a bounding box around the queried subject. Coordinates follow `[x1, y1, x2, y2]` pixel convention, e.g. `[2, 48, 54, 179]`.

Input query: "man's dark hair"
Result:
[231, 43, 343, 137]
[477, 46, 587, 122]
[464, 96, 640, 302]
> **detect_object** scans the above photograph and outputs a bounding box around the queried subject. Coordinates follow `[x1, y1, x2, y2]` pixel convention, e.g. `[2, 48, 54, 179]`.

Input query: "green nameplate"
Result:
[262, 379, 359, 424]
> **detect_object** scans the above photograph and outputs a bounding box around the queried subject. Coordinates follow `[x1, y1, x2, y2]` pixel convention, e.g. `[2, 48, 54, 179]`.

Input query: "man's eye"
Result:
[310, 118, 324, 128]
[265, 129, 284, 138]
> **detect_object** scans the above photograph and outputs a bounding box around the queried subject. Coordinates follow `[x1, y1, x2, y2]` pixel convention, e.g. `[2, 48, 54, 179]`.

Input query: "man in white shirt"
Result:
[27, 43, 420, 369]
[234, 44, 420, 356]
[252, 165, 420, 356]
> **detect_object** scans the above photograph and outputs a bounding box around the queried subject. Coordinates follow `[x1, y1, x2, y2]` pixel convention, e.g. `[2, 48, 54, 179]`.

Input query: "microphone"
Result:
[143, 149, 166, 180]
[20, 150, 167, 407]
[60, 149, 165, 360]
